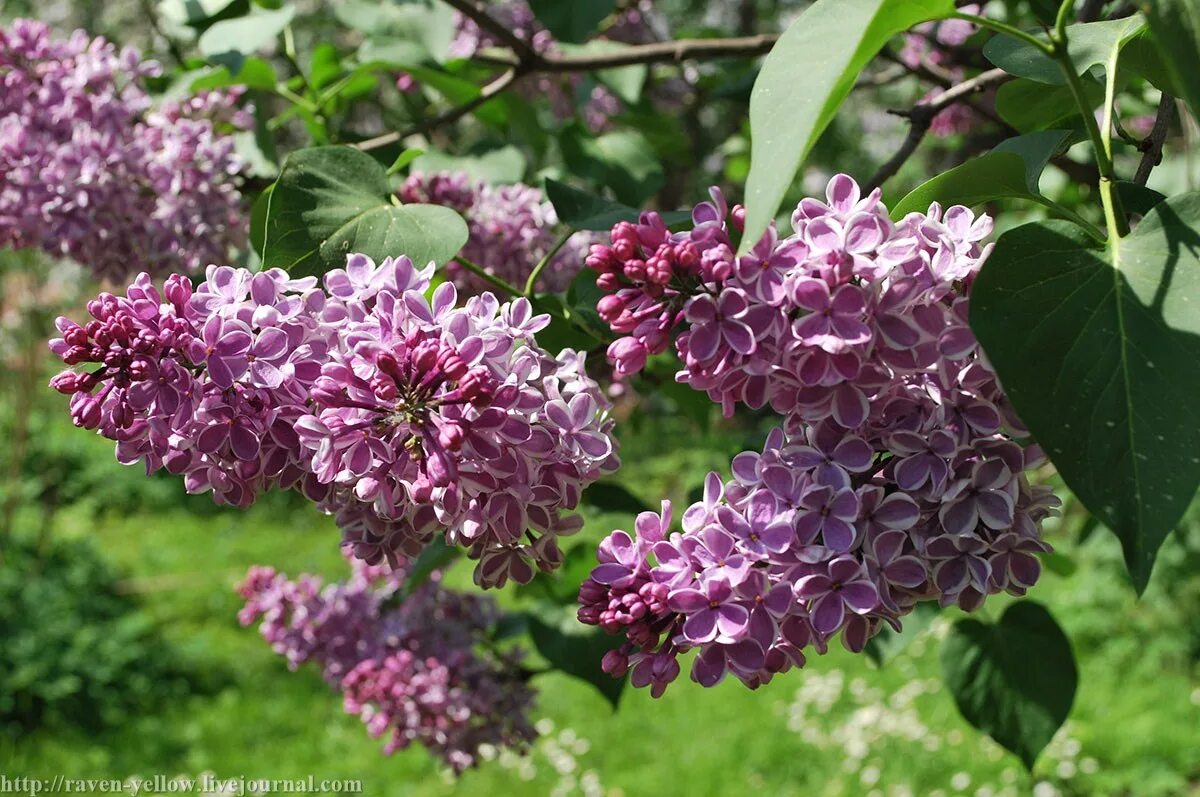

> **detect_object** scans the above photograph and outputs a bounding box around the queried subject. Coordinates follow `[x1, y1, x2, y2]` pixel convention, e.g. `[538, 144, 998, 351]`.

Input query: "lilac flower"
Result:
[683, 288, 758, 361]
[794, 556, 880, 636]
[795, 486, 860, 551]
[668, 577, 749, 644]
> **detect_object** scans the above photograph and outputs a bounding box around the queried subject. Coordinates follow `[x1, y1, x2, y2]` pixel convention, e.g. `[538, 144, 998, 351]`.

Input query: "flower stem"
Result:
[952, 12, 1054, 54]
[452, 254, 523, 297]
[1047, 18, 1128, 239]
[524, 232, 575, 297]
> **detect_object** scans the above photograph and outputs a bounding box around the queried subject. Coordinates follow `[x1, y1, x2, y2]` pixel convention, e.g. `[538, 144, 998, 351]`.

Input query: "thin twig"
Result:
[1133, 95, 1175, 186]
[867, 68, 1011, 189]
[539, 34, 779, 70]
[355, 69, 518, 151]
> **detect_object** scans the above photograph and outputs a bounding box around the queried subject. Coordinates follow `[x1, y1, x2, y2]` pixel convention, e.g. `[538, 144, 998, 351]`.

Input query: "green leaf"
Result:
[403, 537, 460, 597]
[527, 0, 615, 44]
[517, 544, 597, 606]
[561, 127, 664, 205]
[864, 603, 938, 667]
[525, 609, 625, 708]
[188, 56, 277, 91]
[582, 481, 653, 515]
[262, 146, 469, 276]
[309, 43, 341, 90]
[339, 0, 455, 61]
[995, 76, 1105, 132]
[741, 0, 956, 253]
[559, 42, 647, 104]
[386, 148, 424, 177]
[159, 0, 246, 30]
[249, 185, 272, 256]
[198, 3, 295, 73]
[982, 16, 1146, 85]
[1119, 28, 1186, 97]
[891, 130, 1071, 219]
[1143, 0, 1200, 117]
[969, 193, 1200, 591]
[941, 601, 1077, 769]
[545, 179, 639, 230]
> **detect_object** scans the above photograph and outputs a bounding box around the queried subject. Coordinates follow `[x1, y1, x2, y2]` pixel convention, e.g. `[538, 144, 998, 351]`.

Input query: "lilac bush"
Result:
[399, 171, 592, 295]
[49, 253, 619, 586]
[238, 556, 536, 771]
[0, 19, 248, 281]
[578, 175, 1060, 694]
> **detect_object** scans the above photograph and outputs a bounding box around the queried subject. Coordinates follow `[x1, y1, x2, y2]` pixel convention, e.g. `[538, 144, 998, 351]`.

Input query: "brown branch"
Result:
[356, 33, 781, 150]
[354, 69, 519, 152]
[867, 68, 1011, 190]
[1133, 95, 1175, 186]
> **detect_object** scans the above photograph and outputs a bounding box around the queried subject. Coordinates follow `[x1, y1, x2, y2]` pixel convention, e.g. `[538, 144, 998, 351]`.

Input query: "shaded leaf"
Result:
[970, 194, 1200, 591]
[414, 146, 526, 184]
[262, 146, 468, 276]
[403, 537, 460, 597]
[582, 481, 653, 515]
[1143, 0, 1200, 117]
[559, 41, 648, 104]
[941, 601, 1077, 769]
[526, 617, 625, 708]
[545, 179, 640, 230]
[561, 126, 664, 205]
[740, 0, 956, 253]
[527, 0, 615, 44]
[1116, 181, 1166, 218]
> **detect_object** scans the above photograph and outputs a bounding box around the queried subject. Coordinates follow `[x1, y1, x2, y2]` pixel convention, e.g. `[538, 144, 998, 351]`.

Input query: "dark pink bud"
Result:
[49, 371, 81, 394]
[601, 649, 630, 678]
[164, 274, 192, 308]
[596, 272, 620, 291]
[596, 294, 626, 322]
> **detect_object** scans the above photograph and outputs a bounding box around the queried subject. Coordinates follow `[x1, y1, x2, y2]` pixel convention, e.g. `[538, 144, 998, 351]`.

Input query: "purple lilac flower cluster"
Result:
[238, 557, 536, 771]
[0, 19, 247, 281]
[399, 171, 592, 295]
[50, 254, 619, 586]
[578, 175, 1059, 695]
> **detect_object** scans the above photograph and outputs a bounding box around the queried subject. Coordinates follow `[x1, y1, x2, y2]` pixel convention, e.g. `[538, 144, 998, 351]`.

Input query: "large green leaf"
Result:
[970, 194, 1200, 591]
[262, 146, 468, 277]
[941, 601, 1077, 769]
[198, 3, 295, 72]
[982, 16, 1146, 85]
[527, 0, 615, 44]
[1143, 0, 1200, 117]
[891, 131, 1071, 218]
[525, 608, 626, 709]
[740, 0, 956, 253]
[561, 127, 664, 205]
[995, 76, 1105, 132]
[545, 179, 640, 230]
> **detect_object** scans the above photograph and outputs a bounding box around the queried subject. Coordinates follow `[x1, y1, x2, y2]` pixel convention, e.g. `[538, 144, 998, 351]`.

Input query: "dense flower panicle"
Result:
[579, 175, 1060, 694]
[399, 171, 592, 295]
[0, 19, 248, 280]
[50, 254, 619, 585]
[238, 558, 536, 772]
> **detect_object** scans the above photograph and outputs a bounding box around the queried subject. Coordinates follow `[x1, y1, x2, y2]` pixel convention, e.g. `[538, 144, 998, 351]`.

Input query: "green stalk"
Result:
[524, 232, 574, 297]
[452, 255, 523, 297]
[952, 12, 1054, 54]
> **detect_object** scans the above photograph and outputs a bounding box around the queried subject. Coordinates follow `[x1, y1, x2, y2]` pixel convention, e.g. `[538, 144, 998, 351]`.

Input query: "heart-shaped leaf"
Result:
[941, 601, 1077, 769]
[740, 0, 956, 253]
[970, 193, 1200, 591]
[263, 146, 468, 277]
[891, 131, 1071, 219]
[983, 16, 1145, 85]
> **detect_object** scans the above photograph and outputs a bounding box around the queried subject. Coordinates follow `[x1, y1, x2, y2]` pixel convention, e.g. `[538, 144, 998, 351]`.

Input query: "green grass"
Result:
[2, 410, 1199, 796]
